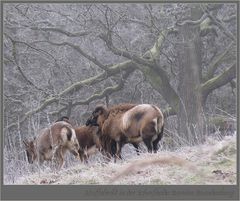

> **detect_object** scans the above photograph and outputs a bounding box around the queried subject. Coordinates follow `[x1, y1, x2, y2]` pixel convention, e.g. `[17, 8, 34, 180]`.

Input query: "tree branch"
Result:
[5, 24, 180, 131]
[176, 13, 208, 26]
[100, 28, 176, 64]
[40, 69, 133, 116]
[137, 63, 180, 114]
[222, 15, 236, 23]
[201, 63, 236, 103]
[125, 18, 152, 29]
[99, 33, 153, 67]
[5, 34, 49, 93]
[202, 7, 236, 41]
[143, 29, 173, 59]
[4, 60, 136, 131]
[30, 27, 90, 37]
[72, 71, 131, 107]
[4, 33, 58, 63]
[202, 42, 234, 82]
[39, 40, 110, 72]
[100, 29, 181, 114]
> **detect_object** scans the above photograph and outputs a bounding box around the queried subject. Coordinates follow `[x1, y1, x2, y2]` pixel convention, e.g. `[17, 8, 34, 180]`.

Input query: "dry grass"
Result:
[10, 134, 237, 185]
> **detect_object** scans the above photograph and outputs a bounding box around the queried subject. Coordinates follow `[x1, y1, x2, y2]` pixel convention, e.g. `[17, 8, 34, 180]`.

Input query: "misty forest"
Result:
[3, 3, 237, 185]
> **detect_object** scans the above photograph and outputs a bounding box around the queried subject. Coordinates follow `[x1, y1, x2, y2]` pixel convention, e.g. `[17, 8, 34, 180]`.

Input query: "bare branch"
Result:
[38, 40, 110, 72]
[202, 6, 236, 41]
[125, 18, 151, 29]
[4, 94, 26, 107]
[52, 68, 133, 115]
[4, 60, 136, 131]
[72, 71, 131, 107]
[99, 33, 154, 67]
[33, 5, 84, 26]
[176, 13, 208, 26]
[100, 29, 181, 114]
[5, 35, 49, 93]
[201, 63, 236, 103]
[30, 27, 90, 37]
[222, 15, 236, 23]
[203, 42, 234, 82]
[100, 28, 176, 68]
[4, 33, 58, 63]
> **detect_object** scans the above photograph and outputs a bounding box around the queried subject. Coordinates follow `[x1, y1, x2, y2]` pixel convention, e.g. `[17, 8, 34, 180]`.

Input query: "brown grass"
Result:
[13, 134, 237, 185]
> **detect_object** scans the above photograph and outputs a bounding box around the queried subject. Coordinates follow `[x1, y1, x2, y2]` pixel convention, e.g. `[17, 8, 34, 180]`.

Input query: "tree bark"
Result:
[138, 64, 180, 113]
[177, 8, 205, 145]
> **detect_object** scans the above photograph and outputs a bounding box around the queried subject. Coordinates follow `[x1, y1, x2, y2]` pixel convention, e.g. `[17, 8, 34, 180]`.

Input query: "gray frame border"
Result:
[1, 0, 239, 200]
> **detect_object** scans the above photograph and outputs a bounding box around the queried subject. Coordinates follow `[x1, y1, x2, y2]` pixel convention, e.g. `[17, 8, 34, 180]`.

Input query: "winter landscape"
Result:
[3, 3, 237, 185]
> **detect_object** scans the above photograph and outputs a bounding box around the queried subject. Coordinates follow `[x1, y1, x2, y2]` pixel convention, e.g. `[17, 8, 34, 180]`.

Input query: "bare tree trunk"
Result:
[177, 8, 205, 145]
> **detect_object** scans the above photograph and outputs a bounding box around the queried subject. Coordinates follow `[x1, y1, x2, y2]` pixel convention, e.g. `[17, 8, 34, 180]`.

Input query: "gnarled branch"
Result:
[201, 63, 236, 103]
[99, 33, 153, 67]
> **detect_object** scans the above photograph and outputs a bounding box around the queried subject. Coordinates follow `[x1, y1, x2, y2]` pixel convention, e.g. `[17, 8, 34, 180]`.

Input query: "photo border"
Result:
[1, 0, 239, 200]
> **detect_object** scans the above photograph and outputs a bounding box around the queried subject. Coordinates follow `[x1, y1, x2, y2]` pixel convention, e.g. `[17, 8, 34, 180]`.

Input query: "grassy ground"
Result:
[14, 134, 237, 185]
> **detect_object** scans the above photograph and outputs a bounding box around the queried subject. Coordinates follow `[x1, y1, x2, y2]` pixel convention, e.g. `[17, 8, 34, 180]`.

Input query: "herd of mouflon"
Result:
[23, 103, 165, 169]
